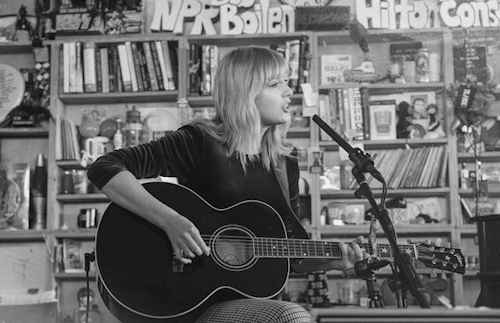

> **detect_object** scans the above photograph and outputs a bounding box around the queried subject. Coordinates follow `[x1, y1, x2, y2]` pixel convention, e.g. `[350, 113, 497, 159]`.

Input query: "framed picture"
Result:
[63, 239, 84, 273]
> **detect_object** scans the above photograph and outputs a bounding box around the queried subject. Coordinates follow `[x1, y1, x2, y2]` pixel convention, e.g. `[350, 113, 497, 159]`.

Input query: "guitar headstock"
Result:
[417, 243, 465, 275]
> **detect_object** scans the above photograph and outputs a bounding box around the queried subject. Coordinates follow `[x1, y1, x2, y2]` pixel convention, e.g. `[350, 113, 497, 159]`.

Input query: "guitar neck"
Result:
[254, 238, 418, 261]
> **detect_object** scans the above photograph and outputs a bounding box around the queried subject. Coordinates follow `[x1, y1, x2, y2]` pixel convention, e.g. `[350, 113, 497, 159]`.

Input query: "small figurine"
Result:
[396, 101, 414, 138]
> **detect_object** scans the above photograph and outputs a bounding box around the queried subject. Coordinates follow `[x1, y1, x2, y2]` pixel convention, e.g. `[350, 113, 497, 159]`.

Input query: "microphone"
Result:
[342, 258, 390, 278]
[312, 115, 384, 182]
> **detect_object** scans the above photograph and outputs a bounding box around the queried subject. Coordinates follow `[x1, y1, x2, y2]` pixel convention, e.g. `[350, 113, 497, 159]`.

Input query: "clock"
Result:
[0, 63, 25, 122]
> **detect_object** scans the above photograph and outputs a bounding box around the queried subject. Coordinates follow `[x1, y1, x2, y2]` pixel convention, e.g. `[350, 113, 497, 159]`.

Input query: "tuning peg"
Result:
[430, 268, 437, 278]
[441, 270, 447, 280]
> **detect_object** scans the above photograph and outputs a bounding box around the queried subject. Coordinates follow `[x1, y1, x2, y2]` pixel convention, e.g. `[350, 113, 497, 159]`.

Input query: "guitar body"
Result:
[95, 182, 290, 322]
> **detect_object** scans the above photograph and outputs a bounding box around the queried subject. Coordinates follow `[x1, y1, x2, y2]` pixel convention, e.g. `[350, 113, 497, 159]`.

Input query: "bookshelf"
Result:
[6, 10, 500, 320]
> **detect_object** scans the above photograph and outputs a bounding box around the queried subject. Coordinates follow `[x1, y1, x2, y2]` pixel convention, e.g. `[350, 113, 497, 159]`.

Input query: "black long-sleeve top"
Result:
[87, 124, 308, 239]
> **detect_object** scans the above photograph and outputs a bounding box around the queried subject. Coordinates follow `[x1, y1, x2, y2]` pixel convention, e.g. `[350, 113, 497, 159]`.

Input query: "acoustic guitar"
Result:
[95, 182, 465, 322]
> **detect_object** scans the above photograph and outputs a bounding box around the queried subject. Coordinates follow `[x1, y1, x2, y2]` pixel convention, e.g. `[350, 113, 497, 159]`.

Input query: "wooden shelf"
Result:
[54, 272, 96, 280]
[321, 187, 450, 199]
[316, 224, 453, 237]
[460, 188, 500, 197]
[0, 128, 49, 138]
[56, 193, 108, 203]
[457, 151, 500, 162]
[319, 82, 445, 92]
[53, 229, 97, 239]
[320, 138, 448, 151]
[0, 230, 49, 242]
[59, 90, 178, 104]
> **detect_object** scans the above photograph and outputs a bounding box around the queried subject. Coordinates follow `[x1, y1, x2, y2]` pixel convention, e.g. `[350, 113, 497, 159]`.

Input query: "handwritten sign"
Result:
[0, 63, 25, 120]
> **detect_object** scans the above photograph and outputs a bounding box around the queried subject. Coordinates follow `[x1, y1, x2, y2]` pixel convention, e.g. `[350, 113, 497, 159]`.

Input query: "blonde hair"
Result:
[194, 46, 293, 171]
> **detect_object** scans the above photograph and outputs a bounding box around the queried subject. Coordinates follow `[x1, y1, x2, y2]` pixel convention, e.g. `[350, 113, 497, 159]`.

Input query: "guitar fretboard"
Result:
[253, 238, 418, 260]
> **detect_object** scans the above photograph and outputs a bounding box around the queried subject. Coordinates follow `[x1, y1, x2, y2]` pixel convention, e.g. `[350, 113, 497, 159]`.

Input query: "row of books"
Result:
[55, 116, 81, 161]
[346, 145, 448, 189]
[188, 38, 310, 95]
[318, 87, 379, 141]
[62, 40, 177, 94]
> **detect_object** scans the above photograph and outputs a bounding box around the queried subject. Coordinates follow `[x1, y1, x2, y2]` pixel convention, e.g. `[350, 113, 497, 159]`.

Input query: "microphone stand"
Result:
[312, 115, 430, 309]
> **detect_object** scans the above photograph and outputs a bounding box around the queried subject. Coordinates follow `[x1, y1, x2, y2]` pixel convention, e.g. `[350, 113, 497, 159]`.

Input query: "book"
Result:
[136, 42, 150, 91]
[130, 42, 144, 92]
[368, 100, 397, 141]
[62, 42, 70, 93]
[62, 239, 84, 273]
[0, 163, 30, 230]
[75, 41, 84, 93]
[161, 40, 176, 90]
[117, 43, 133, 92]
[155, 40, 170, 91]
[68, 42, 77, 93]
[82, 41, 97, 93]
[100, 47, 110, 93]
[189, 43, 201, 94]
[95, 45, 102, 93]
[349, 87, 364, 140]
[320, 54, 351, 85]
[149, 41, 165, 91]
[142, 41, 159, 91]
[125, 41, 139, 92]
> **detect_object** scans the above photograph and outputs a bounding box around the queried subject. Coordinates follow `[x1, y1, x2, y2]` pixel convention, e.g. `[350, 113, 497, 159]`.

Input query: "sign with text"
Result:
[150, 0, 294, 35]
[356, 0, 500, 30]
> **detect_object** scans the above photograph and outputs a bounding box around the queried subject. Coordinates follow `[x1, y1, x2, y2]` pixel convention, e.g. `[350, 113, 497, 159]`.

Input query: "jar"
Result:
[124, 106, 143, 148]
[415, 48, 430, 83]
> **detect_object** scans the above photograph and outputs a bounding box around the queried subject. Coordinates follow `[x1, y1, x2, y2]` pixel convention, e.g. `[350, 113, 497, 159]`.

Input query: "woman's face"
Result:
[255, 76, 293, 127]
[413, 99, 427, 116]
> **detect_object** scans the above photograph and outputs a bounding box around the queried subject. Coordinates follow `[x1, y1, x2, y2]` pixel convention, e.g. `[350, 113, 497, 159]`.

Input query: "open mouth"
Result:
[282, 103, 291, 112]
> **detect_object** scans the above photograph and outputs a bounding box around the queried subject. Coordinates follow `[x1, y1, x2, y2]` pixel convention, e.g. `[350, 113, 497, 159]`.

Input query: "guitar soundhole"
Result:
[212, 225, 257, 271]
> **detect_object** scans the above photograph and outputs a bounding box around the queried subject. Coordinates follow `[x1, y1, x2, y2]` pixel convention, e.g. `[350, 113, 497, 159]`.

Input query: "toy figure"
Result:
[396, 101, 414, 138]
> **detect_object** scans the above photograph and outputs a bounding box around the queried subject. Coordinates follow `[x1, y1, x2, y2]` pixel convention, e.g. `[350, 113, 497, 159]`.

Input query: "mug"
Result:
[84, 136, 111, 161]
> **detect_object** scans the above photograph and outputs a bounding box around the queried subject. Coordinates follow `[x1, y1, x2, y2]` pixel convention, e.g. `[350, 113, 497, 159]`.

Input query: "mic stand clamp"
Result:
[364, 268, 385, 308]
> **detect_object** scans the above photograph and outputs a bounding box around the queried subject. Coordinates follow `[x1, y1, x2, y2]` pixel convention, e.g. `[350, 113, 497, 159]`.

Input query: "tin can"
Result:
[415, 48, 430, 83]
[78, 208, 98, 228]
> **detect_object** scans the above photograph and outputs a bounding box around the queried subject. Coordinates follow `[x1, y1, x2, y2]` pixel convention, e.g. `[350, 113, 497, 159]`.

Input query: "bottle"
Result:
[415, 48, 430, 83]
[460, 162, 469, 189]
[113, 119, 123, 150]
[31, 154, 47, 230]
[124, 106, 143, 148]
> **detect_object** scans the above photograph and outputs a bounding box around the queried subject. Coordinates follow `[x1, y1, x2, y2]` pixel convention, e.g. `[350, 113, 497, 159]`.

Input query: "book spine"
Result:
[189, 43, 201, 94]
[63, 43, 70, 93]
[155, 40, 169, 91]
[136, 42, 150, 91]
[142, 41, 159, 91]
[117, 44, 133, 92]
[130, 42, 144, 92]
[350, 87, 364, 140]
[83, 41, 97, 93]
[150, 41, 165, 91]
[201, 44, 211, 95]
[107, 46, 115, 92]
[209, 45, 218, 94]
[95, 47, 102, 93]
[100, 47, 110, 93]
[161, 40, 176, 90]
[360, 87, 370, 140]
[125, 41, 138, 92]
[75, 41, 84, 93]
